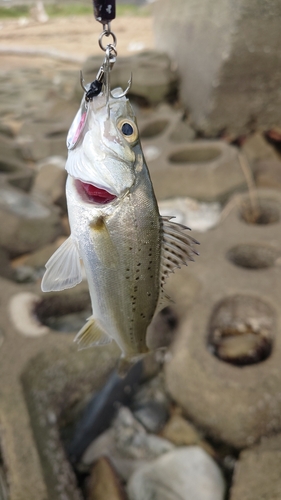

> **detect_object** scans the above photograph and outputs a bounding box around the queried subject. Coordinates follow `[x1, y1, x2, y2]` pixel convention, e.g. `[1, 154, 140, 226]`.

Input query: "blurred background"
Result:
[0, 1, 281, 500]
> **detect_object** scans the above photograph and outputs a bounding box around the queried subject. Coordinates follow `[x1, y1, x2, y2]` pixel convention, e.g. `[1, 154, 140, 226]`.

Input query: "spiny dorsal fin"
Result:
[160, 216, 199, 287]
[41, 236, 82, 292]
[74, 316, 111, 350]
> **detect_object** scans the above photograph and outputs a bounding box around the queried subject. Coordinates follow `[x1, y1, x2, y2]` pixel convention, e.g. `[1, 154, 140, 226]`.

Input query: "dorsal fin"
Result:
[153, 217, 199, 317]
[160, 216, 199, 287]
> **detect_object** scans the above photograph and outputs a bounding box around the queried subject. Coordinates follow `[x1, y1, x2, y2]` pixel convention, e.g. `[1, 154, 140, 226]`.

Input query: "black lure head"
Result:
[80, 70, 104, 102]
[85, 79, 103, 102]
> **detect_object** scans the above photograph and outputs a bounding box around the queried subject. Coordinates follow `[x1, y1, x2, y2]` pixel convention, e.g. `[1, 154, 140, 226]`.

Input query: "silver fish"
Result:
[41, 89, 198, 366]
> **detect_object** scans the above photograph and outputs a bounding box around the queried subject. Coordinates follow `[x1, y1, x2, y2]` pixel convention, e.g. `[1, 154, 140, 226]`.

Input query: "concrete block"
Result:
[137, 105, 247, 201]
[154, 0, 281, 136]
[0, 277, 119, 500]
[230, 435, 281, 500]
[165, 189, 281, 448]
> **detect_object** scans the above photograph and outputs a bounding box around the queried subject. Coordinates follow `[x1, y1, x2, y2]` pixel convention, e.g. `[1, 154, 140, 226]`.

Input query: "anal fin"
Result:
[74, 316, 111, 349]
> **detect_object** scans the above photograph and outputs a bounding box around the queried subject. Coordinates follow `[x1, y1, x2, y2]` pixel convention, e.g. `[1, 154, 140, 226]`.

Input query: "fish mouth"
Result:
[75, 179, 117, 204]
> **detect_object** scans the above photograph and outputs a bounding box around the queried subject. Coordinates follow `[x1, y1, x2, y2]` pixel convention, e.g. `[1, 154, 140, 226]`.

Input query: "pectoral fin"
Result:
[74, 316, 111, 349]
[89, 216, 117, 269]
[41, 236, 82, 292]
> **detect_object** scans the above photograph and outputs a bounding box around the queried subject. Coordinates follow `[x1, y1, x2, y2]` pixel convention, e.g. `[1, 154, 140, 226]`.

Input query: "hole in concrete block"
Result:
[169, 147, 221, 164]
[208, 295, 274, 366]
[140, 119, 169, 138]
[34, 291, 91, 333]
[239, 199, 280, 225]
[227, 243, 280, 270]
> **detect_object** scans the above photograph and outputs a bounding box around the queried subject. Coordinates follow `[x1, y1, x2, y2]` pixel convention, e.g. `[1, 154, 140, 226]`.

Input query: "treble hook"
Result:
[80, 69, 104, 101]
[110, 73, 132, 99]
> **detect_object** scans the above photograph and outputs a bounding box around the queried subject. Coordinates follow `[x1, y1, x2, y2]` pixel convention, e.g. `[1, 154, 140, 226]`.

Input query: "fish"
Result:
[41, 87, 199, 370]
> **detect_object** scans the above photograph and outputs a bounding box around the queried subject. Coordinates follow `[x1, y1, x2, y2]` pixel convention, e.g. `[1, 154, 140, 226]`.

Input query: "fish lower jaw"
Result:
[74, 179, 117, 204]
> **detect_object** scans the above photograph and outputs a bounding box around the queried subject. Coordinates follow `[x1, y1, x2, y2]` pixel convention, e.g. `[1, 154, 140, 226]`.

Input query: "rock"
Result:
[0, 183, 62, 256]
[161, 413, 201, 446]
[131, 372, 170, 415]
[31, 156, 67, 208]
[14, 265, 40, 284]
[0, 134, 23, 165]
[113, 407, 174, 460]
[159, 197, 221, 231]
[0, 134, 34, 191]
[11, 237, 66, 270]
[133, 401, 169, 433]
[164, 189, 281, 448]
[82, 51, 178, 105]
[230, 435, 281, 500]
[127, 446, 226, 500]
[154, 0, 281, 136]
[87, 457, 127, 500]
[81, 428, 147, 482]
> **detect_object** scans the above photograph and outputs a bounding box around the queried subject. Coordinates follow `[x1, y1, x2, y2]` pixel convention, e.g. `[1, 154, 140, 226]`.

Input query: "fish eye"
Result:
[118, 119, 138, 143]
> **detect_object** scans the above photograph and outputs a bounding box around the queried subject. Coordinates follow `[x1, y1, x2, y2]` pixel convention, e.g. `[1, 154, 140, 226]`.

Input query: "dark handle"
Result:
[93, 0, 116, 23]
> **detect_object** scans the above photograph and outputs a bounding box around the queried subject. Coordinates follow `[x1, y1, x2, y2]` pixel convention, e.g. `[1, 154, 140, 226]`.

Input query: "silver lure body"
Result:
[41, 90, 198, 359]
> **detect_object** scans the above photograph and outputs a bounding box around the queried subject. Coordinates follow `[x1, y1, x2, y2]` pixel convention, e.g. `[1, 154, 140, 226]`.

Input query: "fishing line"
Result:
[79, 0, 131, 106]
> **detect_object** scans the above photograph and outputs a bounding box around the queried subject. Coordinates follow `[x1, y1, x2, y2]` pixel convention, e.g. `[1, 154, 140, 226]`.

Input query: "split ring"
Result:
[98, 30, 117, 51]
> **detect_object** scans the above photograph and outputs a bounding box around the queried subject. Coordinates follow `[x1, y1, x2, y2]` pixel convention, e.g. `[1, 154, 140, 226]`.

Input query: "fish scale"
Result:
[41, 89, 198, 368]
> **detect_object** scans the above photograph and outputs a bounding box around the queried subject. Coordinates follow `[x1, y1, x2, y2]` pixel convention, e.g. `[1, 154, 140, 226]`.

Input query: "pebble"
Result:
[81, 428, 147, 482]
[127, 446, 226, 500]
[161, 413, 201, 446]
[86, 457, 127, 500]
[14, 265, 39, 284]
[159, 197, 221, 231]
[133, 401, 169, 433]
[113, 407, 174, 460]
[131, 372, 170, 410]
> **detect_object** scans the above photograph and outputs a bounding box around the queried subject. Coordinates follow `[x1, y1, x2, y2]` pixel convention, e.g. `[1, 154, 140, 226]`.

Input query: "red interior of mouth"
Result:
[76, 180, 116, 204]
